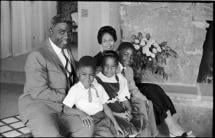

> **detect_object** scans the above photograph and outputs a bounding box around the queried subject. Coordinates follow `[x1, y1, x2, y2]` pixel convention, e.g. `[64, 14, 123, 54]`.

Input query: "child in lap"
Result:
[95, 51, 142, 137]
[63, 56, 123, 137]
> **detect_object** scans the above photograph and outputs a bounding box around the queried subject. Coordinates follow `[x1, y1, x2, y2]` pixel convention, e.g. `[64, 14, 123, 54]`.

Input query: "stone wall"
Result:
[120, 2, 213, 85]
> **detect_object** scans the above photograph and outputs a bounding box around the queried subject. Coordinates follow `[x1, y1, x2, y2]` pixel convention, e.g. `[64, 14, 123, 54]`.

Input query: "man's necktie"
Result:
[121, 67, 126, 77]
[88, 84, 99, 103]
[62, 49, 73, 86]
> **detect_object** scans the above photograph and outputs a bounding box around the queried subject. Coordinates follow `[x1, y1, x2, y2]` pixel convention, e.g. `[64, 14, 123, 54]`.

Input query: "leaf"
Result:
[159, 41, 167, 47]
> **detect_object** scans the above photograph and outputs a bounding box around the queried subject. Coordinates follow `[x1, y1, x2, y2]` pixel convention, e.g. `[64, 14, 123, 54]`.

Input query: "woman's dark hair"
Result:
[97, 26, 117, 44]
[101, 50, 119, 67]
[117, 42, 135, 53]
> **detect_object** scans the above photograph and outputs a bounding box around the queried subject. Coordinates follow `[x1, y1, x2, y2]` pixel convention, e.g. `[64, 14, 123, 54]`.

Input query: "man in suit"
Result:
[18, 14, 94, 137]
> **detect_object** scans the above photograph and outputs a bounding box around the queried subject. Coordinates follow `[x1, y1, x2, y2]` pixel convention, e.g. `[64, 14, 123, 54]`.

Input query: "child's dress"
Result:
[96, 72, 142, 136]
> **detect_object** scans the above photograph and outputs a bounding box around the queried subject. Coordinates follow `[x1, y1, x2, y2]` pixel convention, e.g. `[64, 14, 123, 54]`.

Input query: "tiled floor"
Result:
[0, 115, 32, 137]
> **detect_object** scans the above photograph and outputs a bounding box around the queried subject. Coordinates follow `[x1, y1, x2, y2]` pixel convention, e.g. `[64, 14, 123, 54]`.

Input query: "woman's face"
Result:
[101, 33, 115, 51]
[102, 57, 117, 78]
[119, 48, 134, 67]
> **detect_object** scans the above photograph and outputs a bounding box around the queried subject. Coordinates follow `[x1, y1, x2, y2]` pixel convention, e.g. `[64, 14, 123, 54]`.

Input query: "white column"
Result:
[78, 2, 121, 60]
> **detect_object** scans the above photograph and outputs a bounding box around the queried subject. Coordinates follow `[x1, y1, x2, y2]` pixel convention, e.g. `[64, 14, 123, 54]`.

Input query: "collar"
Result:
[97, 72, 117, 83]
[49, 38, 62, 55]
[118, 62, 126, 72]
[78, 80, 97, 90]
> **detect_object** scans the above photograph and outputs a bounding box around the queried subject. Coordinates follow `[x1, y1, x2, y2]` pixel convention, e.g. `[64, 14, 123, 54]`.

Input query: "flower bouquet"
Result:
[130, 32, 177, 82]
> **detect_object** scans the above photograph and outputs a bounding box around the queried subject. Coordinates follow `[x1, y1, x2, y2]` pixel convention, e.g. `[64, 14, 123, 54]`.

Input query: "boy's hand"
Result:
[131, 89, 148, 101]
[116, 112, 131, 121]
[125, 111, 133, 121]
[79, 112, 94, 127]
[114, 123, 124, 136]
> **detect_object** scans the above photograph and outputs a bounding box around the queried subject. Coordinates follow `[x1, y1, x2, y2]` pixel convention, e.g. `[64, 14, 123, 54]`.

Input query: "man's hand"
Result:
[79, 112, 94, 127]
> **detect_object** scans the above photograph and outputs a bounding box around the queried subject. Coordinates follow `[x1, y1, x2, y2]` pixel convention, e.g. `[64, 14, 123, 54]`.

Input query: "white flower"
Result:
[153, 43, 162, 52]
[146, 52, 150, 57]
[152, 48, 157, 54]
[149, 57, 152, 61]
[140, 39, 146, 46]
[134, 39, 140, 44]
[157, 47, 162, 52]
[134, 44, 140, 50]
[151, 53, 155, 58]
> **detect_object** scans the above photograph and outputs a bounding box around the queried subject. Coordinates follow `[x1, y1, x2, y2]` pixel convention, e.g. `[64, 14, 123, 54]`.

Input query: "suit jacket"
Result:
[18, 39, 78, 122]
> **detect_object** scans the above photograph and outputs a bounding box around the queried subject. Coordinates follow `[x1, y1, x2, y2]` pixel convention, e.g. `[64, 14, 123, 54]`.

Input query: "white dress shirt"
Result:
[49, 38, 71, 76]
[63, 80, 109, 115]
[96, 72, 131, 102]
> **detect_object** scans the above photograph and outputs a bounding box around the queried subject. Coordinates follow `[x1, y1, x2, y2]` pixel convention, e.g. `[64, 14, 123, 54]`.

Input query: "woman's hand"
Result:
[79, 111, 94, 127]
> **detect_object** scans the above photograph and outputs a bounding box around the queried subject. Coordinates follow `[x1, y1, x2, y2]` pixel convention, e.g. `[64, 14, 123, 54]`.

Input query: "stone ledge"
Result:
[167, 93, 213, 137]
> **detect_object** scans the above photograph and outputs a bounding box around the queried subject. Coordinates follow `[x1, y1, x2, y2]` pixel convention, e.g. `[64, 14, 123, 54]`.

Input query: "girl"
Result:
[95, 50, 151, 137]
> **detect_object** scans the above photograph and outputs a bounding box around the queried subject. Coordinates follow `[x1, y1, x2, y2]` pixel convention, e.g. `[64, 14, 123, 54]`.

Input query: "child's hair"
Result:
[78, 56, 96, 71]
[117, 42, 135, 53]
[101, 50, 119, 67]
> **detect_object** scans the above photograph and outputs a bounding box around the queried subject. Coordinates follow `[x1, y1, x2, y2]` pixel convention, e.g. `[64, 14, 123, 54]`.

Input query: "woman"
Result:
[94, 25, 117, 67]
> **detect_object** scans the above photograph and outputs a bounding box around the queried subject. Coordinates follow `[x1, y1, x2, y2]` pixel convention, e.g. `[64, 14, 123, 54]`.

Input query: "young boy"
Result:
[117, 42, 194, 137]
[63, 56, 124, 137]
[117, 42, 159, 137]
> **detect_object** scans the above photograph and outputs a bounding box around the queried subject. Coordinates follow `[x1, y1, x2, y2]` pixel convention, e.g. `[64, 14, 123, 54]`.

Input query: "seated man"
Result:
[18, 14, 93, 137]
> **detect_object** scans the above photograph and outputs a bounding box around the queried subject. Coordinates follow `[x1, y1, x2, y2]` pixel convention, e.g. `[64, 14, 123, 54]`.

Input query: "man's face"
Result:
[119, 48, 134, 67]
[50, 23, 72, 49]
[78, 66, 95, 89]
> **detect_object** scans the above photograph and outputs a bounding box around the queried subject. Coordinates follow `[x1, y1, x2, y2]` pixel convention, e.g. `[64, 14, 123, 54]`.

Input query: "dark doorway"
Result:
[197, 21, 213, 83]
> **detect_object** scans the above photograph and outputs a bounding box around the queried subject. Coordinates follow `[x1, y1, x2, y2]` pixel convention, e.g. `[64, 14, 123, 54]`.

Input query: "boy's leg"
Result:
[131, 95, 158, 137]
[60, 113, 94, 137]
[147, 100, 159, 136]
[92, 112, 115, 137]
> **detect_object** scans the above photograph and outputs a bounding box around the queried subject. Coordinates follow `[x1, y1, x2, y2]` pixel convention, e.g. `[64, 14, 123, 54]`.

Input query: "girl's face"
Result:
[119, 48, 134, 67]
[102, 57, 118, 78]
[101, 33, 115, 51]
[78, 66, 95, 89]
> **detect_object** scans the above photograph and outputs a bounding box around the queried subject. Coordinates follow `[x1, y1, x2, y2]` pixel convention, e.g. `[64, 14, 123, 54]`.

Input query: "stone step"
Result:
[0, 83, 24, 119]
[169, 94, 213, 137]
